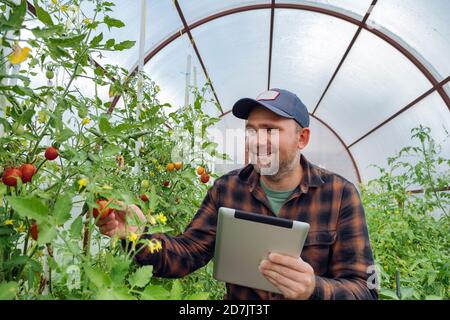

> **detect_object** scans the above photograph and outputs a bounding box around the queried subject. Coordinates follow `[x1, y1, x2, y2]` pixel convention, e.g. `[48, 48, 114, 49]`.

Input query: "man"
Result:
[96, 88, 378, 300]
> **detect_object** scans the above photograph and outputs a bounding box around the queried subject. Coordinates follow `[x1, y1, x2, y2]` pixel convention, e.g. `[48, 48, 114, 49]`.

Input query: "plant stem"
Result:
[420, 139, 448, 216]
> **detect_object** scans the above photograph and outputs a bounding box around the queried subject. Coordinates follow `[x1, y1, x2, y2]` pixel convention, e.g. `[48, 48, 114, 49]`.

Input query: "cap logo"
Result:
[256, 90, 280, 101]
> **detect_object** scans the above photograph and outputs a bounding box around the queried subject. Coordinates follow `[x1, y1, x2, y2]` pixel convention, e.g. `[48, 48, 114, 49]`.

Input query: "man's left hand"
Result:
[259, 252, 316, 300]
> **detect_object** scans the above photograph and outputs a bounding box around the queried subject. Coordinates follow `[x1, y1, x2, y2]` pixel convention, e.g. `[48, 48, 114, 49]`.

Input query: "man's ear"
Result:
[298, 128, 310, 150]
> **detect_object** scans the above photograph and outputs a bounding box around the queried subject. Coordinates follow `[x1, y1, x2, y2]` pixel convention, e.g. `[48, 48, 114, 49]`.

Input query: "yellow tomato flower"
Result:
[60, 5, 67, 12]
[51, 0, 58, 4]
[149, 171, 155, 177]
[8, 44, 31, 65]
[148, 239, 162, 254]
[157, 165, 163, 172]
[128, 232, 138, 244]
[154, 240, 162, 251]
[78, 178, 89, 191]
[4, 219, 14, 226]
[157, 213, 167, 225]
[82, 118, 91, 125]
[17, 223, 26, 233]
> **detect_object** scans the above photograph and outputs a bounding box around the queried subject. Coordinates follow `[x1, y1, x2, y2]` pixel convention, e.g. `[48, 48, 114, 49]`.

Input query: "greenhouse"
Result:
[0, 0, 448, 301]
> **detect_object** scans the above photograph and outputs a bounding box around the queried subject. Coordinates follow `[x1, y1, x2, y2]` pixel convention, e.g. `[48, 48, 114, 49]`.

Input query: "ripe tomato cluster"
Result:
[162, 161, 183, 187]
[166, 161, 182, 172]
[196, 166, 210, 184]
[1, 146, 58, 187]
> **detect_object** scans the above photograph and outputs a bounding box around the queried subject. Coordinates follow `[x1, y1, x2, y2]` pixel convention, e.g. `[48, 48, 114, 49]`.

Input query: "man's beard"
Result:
[251, 150, 300, 181]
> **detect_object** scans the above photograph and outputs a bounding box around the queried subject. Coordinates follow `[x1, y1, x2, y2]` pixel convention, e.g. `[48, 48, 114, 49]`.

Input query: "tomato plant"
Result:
[361, 126, 449, 300]
[0, 0, 226, 300]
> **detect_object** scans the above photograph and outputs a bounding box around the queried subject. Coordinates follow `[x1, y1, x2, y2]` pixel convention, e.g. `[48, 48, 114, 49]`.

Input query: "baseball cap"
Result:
[232, 88, 310, 128]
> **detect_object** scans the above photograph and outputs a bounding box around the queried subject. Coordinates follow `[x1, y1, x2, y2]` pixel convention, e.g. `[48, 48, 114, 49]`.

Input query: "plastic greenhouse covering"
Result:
[0, 0, 449, 302]
[62, 0, 449, 184]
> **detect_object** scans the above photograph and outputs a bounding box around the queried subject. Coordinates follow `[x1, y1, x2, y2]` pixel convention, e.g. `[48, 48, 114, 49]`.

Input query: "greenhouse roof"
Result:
[24, 0, 450, 185]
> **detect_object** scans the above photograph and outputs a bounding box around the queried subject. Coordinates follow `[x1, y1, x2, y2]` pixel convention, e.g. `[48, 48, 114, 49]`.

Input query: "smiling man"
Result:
[96, 88, 378, 300]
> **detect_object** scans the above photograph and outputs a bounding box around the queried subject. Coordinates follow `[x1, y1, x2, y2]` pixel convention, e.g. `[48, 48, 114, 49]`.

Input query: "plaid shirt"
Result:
[135, 155, 378, 300]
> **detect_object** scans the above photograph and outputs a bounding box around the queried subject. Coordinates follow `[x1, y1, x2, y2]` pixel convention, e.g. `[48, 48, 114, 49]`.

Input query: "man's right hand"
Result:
[95, 202, 146, 239]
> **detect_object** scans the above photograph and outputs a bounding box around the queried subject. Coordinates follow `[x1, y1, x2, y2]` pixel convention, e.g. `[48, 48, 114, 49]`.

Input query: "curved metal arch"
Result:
[105, 2, 450, 184]
[309, 114, 362, 183]
[111, 2, 449, 112]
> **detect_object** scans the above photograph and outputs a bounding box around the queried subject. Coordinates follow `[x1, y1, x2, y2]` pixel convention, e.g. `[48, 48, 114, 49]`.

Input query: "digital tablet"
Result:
[213, 207, 310, 294]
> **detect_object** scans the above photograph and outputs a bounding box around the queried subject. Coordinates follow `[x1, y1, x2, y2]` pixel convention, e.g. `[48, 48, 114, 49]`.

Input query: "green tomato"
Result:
[12, 122, 24, 135]
[46, 70, 54, 80]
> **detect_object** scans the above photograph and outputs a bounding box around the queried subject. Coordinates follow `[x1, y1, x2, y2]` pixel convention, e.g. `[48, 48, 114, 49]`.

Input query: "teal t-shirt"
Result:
[260, 178, 296, 216]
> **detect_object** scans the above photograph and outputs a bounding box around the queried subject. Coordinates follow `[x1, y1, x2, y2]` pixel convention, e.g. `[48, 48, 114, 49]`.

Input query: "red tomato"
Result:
[93, 199, 113, 219]
[45, 146, 59, 161]
[19, 163, 36, 183]
[30, 223, 38, 241]
[2, 167, 22, 186]
[200, 173, 210, 184]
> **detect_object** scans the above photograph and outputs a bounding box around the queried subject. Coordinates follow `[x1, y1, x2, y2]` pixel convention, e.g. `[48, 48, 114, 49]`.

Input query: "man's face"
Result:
[245, 106, 310, 178]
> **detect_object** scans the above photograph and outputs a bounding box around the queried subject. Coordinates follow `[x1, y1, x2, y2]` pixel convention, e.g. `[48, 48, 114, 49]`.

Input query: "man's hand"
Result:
[259, 252, 316, 300]
[94, 201, 146, 239]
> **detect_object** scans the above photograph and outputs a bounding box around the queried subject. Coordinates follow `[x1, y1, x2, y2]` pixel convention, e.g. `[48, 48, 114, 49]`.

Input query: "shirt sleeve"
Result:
[309, 182, 378, 300]
[131, 179, 220, 278]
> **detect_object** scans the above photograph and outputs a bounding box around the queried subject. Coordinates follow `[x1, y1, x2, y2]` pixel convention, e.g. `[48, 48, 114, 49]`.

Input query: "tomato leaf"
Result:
[33, 0, 54, 26]
[0, 281, 18, 300]
[99, 116, 112, 133]
[128, 265, 153, 288]
[141, 284, 170, 300]
[3, 0, 26, 29]
[5, 196, 48, 223]
[379, 288, 399, 300]
[170, 279, 183, 300]
[185, 292, 210, 300]
[31, 25, 64, 38]
[37, 222, 58, 245]
[69, 216, 83, 239]
[105, 38, 115, 49]
[102, 144, 121, 157]
[49, 33, 86, 48]
[110, 258, 131, 285]
[84, 266, 111, 289]
[90, 32, 103, 47]
[53, 193, 73, 225]
[103, 16, 125, 29]
[114, 40, 135, 51]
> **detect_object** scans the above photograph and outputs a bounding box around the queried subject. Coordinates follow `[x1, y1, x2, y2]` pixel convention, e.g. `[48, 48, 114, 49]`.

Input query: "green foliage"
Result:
[361, 126, 449, 300]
